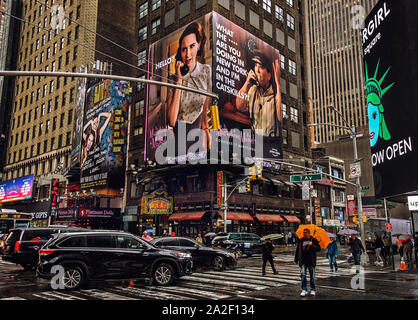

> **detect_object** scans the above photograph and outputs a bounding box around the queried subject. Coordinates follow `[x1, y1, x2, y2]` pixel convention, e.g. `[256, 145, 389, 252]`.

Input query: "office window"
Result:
[139, 2, 148, 19]
[137, 50, 146, 67]
[62, 92, 67, 106]
[286, 0, 293, 7]
[138, 26, 147, 42]
[67, 109, 73, 124]
[151, 0, 161, 11]
[179, 0, 190, 19]
[66, 132, 71, 146]
[58, 134, 63, 148]
[151, 18, 160, 35]
[275, 5, 283, 21]
[70, 87, 75, 102]
[46, 120, 50, 133]
[165, 8, 175, 27]
[262, 0, 271, 13]
[282, 103, 288, 119]
[44, 140, 48, 153]
[287, 14, 295, 30]
[60, 113, 65, 127]
[283, 129, 288, 145]
[290, 107, 298, 123]
[53, 116, 57, 130]
[289, 59, 296, 75]
[32, 125, 36, 139]
[51, 137, 55, 151]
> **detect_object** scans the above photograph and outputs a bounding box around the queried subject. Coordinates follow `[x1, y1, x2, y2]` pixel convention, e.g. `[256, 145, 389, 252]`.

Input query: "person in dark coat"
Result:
[326, 237, 338, 272]
[348, 234, 365, 273]
[294, 228, 321, 297]
[262, 238, 278, 276]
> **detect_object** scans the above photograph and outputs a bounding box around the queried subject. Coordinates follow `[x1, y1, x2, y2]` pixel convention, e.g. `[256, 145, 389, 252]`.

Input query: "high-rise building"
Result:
[124, 0, 316, 235]
[1, 0, 135, 225]
[304, 0, 378, 144]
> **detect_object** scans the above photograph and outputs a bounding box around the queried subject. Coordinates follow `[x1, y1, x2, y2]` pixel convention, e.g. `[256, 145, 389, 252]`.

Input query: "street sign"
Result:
[361, 186, 370, 191]
[347, 195, 354, 201]
[323, 219, 343, 227]
[347, 200, 357, 216]
[349, 162, 361, 179]
[302, 181, 310, 201]
[408, 196, 418, 211]
[290, 173, 322, 182]
[363, 208, 377, 216]
[386, 223, 393, 233]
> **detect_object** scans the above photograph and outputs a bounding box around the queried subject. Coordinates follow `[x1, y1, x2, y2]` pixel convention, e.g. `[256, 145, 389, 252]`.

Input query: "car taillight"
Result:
[39, 249, 55, 256]
[14, 241, 21, 252]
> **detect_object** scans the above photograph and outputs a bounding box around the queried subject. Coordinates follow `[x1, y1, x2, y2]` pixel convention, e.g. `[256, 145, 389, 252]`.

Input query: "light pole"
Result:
[308, 105, 369, 264]
[308, 155, 330, 225]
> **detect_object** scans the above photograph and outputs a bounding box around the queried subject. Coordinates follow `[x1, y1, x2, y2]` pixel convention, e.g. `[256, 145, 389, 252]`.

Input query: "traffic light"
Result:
[353, 215, 357, 223]
[256, 162, 262, 179]
[249, 165, 256, 180]
[207, 105, 220, 130]
[246, 179, 251, 192]
[363, 215, 367, 223]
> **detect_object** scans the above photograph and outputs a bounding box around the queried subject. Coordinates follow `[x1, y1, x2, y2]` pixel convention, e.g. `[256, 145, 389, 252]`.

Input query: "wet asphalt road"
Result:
[0, 246, 417, 300]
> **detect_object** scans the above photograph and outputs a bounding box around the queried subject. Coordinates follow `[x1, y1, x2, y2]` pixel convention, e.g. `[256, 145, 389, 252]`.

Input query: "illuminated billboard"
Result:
[145, 12, 283, 165]
[362, 0, 418, 198]
[80, 80, 130, 190]
[0, 175, 34, 204]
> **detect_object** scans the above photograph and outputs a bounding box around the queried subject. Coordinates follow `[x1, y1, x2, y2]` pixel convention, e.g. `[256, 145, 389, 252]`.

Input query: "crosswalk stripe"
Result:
[181, 275, 268, 291]
[0, 296, 27, 300]
[178, 280, 250, 296]
[143, 285, 230, 300]
[188, 272, 282, 288]
[78, 289, 137, 300]
[32, 291, 86, 300]
[211, 269, 298, 285]
[113, 286, 193, 300]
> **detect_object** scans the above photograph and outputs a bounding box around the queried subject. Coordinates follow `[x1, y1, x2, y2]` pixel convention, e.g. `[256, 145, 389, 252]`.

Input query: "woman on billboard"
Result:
[167, 21, 212, 150]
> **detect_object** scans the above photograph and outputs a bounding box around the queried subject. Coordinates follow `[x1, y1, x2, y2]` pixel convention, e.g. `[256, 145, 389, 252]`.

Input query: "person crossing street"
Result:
[326, 237, 338, 272]
[262, 238, 278, 276]
[294, 228, 321, 297]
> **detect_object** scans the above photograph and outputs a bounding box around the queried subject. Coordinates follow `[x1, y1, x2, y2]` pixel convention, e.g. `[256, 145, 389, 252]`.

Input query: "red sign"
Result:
[217, 171, 224, 207]
[386, 223, 393, 233]
[347, 200, 357, 216]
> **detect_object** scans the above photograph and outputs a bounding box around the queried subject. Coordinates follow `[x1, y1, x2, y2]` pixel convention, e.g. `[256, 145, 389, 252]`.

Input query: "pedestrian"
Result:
[348, 234, 365, 273]
[141, 231, 153, 242]
[374, 235, 385, 266]
[414, 232, 418, 263]
[326, 237, 338, 272]
[294, 228, 321, 297]
[381, 233, 390, 265]
[396, 235, 403, 260]
[284, 233, 289, 246]
[196, 233, 203, 244]
[162, 229, 168, 237]
[403, 238, 413, 262]
[262, 238, 278, 276]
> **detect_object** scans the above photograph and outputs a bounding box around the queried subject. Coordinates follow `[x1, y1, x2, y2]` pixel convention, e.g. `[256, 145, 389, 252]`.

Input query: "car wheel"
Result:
[62, 265, 84, 290]
[213, 255, 225, 271]
[153, 263, 174, 286]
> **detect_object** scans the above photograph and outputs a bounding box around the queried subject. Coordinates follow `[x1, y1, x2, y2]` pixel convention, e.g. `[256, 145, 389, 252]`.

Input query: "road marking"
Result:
[113, 286, 192, 300]
[210, 269, 298, 285]
[0, 296, 27, 300]
[181, 275, 268, 291]
[78, 289, 136, 300]
[145, 285, 230, 300]
[32, 291, 86, 300]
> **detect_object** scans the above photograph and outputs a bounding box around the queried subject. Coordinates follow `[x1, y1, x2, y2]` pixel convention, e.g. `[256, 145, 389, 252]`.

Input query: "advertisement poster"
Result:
[0, 175, 34, 204]
[80, 80, 130, 190]
[145, 12, 283, 164]
[362, 0, 418, 198]
[70, 76, 87, 167]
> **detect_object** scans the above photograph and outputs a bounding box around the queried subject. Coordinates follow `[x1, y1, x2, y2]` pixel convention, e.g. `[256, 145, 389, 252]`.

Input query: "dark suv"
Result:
[212, 232, 262, 257]
[2, 227, 88, 269]
[36, 231, 193, 290]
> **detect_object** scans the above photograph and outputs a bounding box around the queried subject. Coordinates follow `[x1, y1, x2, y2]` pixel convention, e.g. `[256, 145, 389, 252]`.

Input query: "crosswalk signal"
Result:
[256, 163, 262, 179]
[246, 179, 251, 192]
[207, 105, 220, 130]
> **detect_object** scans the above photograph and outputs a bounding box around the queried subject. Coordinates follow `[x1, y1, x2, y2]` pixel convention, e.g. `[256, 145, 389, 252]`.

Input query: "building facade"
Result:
[124, 0, 313, 237]
[304, 0, 378, 145]
[0, 0, 136, 228]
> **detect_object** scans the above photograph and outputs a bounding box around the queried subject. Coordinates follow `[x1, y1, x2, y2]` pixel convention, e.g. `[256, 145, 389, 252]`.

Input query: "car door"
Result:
[241, 234, 253, 252]
[114, 234, 150, 277]
[250, 234, 262, 253]
[85, 234, 122, 279]
[178, 238, 204, 266]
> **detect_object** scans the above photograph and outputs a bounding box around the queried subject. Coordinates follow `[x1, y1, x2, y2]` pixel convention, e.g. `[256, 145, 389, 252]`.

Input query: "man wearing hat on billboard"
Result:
[236, 51, 282, 137]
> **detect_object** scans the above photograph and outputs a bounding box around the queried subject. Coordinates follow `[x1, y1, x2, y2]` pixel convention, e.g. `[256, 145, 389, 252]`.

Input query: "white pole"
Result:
[224, 181, 228, 233]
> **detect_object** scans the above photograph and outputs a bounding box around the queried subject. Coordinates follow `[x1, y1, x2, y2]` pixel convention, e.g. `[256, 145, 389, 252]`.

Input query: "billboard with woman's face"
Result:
[145, 12, 283, 165]
[80, 80, 130, 190]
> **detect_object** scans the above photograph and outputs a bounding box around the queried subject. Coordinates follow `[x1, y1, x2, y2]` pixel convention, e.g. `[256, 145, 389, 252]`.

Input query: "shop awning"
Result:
[218, 212, 254, 221]
[168, 212, 205, 221]
[256, 214, 284, 222]
[282, 215, 301, 223]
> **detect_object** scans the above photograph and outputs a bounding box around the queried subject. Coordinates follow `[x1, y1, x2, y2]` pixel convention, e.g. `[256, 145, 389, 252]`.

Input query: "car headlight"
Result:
[172, 251, 192, 258]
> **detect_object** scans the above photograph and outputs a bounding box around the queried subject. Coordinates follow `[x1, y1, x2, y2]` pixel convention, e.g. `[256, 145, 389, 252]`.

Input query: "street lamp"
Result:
[308, 155, 330, 225]
[308, 105, 369, 264]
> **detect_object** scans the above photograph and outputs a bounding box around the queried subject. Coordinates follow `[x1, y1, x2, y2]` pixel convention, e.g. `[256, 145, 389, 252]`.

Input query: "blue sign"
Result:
[0, 175, 34, 204]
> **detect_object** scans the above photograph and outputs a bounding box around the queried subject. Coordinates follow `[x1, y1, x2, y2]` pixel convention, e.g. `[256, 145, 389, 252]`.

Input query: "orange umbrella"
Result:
[296, 224, 331, 249]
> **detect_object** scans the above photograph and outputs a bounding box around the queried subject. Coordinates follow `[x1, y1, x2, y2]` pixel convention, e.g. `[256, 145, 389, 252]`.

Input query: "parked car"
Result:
[212, 232, 262, 257]
[151, 236, 237, 271]
[2, 227, 88, 269]
[36, 231, 193, 290]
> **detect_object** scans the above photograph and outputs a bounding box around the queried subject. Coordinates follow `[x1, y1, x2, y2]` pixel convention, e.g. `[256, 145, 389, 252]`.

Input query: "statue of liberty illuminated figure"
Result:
[365, 60, 395, 147]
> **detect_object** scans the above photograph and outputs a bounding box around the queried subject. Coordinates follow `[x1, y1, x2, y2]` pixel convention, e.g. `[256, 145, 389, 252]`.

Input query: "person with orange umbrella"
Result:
[294, 228, 321, 297]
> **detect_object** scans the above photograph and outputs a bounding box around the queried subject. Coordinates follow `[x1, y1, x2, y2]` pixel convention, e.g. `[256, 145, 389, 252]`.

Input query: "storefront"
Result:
[54, 207, 122, 229]
[139, 191, 173, 236]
